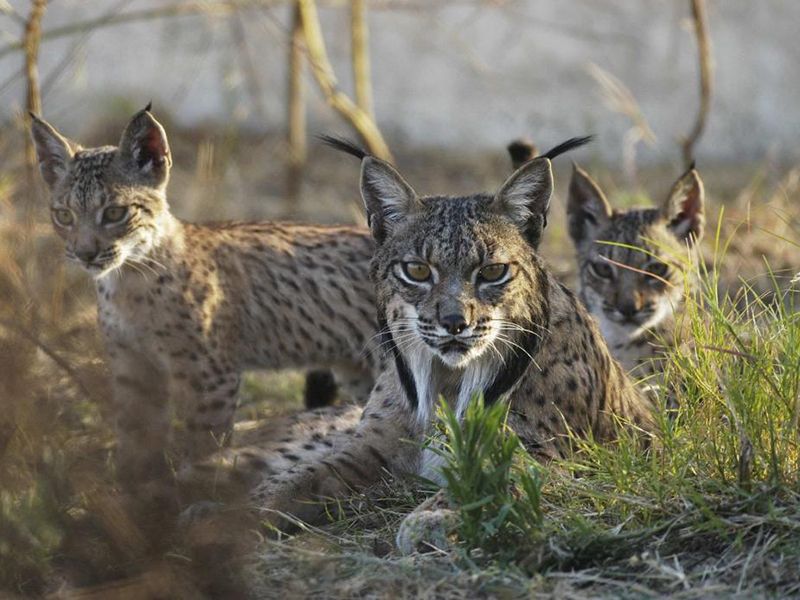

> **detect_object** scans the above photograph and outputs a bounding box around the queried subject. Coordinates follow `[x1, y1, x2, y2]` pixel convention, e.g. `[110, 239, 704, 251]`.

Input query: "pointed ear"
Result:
[567, 164, 612, 250]
[662, 167, 705, 244]
[490, 157, 553, 248]
[118, 107, 172, 187]
[360, 157, 420, 243]
[30, 114, 75, 190]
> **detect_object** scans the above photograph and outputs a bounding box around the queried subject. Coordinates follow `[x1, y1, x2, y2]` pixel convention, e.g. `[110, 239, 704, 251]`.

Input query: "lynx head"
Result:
[567, 164, 705, 334]
[363, 154, 553, 367]
[310, 135, 582, 421]
[30, 106, 173, 278]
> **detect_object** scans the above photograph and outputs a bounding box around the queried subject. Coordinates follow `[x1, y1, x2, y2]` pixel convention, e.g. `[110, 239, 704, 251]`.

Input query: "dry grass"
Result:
[1, 108, 800, 598]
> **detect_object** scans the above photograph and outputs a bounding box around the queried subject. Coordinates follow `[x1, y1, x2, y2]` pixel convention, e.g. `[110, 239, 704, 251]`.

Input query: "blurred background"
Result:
[3, 1, 800, 165]
[1, 1, 799, 597]
[1, 0, 798, 264]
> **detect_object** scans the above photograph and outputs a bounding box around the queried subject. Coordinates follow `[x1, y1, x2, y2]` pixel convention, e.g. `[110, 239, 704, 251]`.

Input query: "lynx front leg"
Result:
[108, 347, 170, 482]
[170, 357, 241, 466]
[252, 397, 420, 528]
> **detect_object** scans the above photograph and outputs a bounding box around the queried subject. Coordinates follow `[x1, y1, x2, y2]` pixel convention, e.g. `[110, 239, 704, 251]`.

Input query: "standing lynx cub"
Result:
[30, 107, 380, 479]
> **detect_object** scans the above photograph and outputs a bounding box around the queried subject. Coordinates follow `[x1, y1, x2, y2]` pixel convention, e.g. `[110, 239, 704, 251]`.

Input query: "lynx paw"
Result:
[395, 490, 458, 555]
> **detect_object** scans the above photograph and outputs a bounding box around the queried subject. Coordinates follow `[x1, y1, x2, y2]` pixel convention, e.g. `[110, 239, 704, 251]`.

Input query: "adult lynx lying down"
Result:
[193, 136, 653, 541]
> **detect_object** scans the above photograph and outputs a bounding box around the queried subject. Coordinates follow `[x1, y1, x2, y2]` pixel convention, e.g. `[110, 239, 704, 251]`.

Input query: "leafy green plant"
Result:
[431, 395, 543, 559]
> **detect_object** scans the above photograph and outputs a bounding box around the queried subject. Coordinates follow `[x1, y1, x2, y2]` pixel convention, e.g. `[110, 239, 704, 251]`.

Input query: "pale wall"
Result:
[2, 0, 798, 165]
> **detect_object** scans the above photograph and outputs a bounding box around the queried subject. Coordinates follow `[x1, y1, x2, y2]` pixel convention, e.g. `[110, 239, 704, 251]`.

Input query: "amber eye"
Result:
[478, 263, 508, 283]
[646, 261, 669, 279]
[589, 259, 614, 279]
[402, 262, 432, 282]
[52, 209, 74, 227]
[102, 206, 128, 224]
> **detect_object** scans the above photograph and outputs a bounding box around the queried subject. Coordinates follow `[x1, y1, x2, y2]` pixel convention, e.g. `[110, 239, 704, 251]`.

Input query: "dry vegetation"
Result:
[3, 0, 800, 597]
[1, 105, 800, 597]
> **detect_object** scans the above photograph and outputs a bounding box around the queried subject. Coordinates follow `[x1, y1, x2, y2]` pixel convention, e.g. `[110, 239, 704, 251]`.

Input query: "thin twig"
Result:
[0, 1, 350, 62]
[681, 0, 713, 166]
[230, 10, 268, 123]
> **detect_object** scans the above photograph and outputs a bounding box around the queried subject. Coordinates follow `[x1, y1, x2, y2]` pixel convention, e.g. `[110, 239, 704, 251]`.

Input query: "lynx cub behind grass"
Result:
[509, 140, 705, 384]
[566, 164, 704, 382]
[30, 107, 381, 480]
[195, 136, 653, 543]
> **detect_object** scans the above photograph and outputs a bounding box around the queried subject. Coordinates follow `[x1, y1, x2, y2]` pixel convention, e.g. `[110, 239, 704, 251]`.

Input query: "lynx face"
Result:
[31, 108, 173, 278]
[567, 165, 705, 345]
[377, 199, 538, 369]
[360, 153, 553, 420]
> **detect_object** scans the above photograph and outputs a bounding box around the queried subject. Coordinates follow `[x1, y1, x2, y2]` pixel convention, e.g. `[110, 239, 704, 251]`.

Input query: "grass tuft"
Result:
[432, 396, 543, 561]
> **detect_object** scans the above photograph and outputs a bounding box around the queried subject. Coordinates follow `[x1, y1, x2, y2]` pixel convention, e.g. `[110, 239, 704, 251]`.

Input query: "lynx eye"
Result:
[646, 261, 669, 279]
[589, 259, 614, 279]
[478, 263, 508, 283]
[102, 206, 128, 224]
[402, 261, 432, 282]
[52, 208, 74, 227]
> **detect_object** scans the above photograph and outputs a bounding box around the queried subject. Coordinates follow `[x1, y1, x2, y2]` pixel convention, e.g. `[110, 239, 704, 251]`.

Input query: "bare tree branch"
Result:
[23, 0, 47, 205]
[351, 0, 373, 117]
[298, 0, 392, 161]
[0, 1, 369, 62]
[286, 1, 307, 201]
[682, 0, 713, 167]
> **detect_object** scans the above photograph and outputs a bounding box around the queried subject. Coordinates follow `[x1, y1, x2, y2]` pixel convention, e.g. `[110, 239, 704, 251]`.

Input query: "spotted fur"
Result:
[206, 138, 653, 531]
[566, 164, 705, 384]
[30, 109, 381, 481]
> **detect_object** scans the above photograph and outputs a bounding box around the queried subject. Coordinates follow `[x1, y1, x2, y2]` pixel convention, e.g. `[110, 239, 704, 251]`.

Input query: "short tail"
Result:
[318, 134, 368, 160]
[507, 138, 538, 169]
[541, 135, 594, 161]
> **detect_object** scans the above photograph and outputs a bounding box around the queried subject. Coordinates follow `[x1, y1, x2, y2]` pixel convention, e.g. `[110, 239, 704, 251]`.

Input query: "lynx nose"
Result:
[618, 301, 640, 318]
[440, 314, 468, 335]
[75, 248, 99, 263]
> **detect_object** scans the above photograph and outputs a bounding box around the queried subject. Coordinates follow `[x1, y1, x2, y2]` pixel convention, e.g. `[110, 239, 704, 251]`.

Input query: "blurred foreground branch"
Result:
[681, 0, 713, 166]
[0, 318, 96, 402]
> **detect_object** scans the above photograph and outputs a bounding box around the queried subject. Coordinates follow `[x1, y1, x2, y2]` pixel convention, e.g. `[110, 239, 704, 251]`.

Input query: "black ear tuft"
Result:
[541, 135, 594, 160]
[144, 101, 153, 112]
[318, 134, 369, 160]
